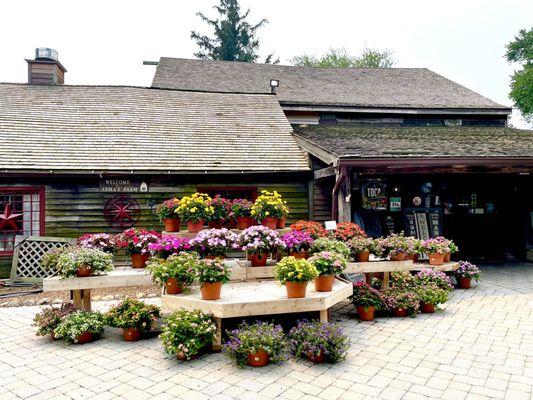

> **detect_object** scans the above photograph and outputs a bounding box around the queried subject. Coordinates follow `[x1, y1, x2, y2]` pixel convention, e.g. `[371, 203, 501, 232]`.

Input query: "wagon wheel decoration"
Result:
[103, 195, 141, 228]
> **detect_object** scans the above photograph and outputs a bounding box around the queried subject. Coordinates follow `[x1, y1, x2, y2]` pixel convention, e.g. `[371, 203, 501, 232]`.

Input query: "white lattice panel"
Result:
[10, 236, 76, 283]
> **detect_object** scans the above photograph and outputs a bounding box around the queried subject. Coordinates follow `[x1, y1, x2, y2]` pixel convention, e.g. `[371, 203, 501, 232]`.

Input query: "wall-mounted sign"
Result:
[100, 179, 149, 193]
[362, 179, 387, 210]
[412, 196, 422, 206]
[390, 197, 401, 212]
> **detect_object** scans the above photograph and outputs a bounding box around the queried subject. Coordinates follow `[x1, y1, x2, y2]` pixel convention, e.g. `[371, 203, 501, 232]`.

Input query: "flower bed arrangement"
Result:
[56, 247, 114, 278]
[330, 222, 366, 242]
[290, 220, 327, 239]
[416, 269, 454, 291]
[189, 228, 238, 258]
[78, 233, 117, 253]
[308, 251, 346, 292]
[223, 321, 288, 367]
[455, 261, 480, 289]
[176, 193, 214, 232]
[347, 236, 375, 262]
[238, 226, 283, 266]
[148, 236, 191, 259]
[389, 271, 418, 290]
[281, 230, 314, 259]
[420, 238, 449, 265]
[160, 309, 217, 361]
[155, 198, 181, 232]
[417, 283, 449, 313]
[209, 195, 232, 228]
[117, 228, 160, 268]
[379, 233, 409, 261]
[148, 252, 197, 294]
[310, 238, 350, 259]
[288, 320, 349, 363]
[382, 287, 420, 317]
[274, 256, 318, 298]
[351, 282, 383, 321]
[251, 190, 289, 229]
[33, 303, 76, 339]
[231, 199, 255, 229]
[193, 258, 231, 300]
[105, 298, 161, 341]
[53, 311, 105, 344]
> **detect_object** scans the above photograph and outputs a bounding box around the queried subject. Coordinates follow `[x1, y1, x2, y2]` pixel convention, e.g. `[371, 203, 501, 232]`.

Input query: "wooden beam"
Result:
[314, 166, 336, 180]
[293, 135, 338, 165]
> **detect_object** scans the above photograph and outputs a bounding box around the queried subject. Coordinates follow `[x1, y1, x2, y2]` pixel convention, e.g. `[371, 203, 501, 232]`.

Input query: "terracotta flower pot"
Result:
[285, 281, 308, 298]
[50, 331, 57, 341]
[75, 331, 93, 344]
[289, 250, 309, 260]
[200, 281, 223, 300]
[177, 352, 198, 361]
[187, 219, 205, 233]
[355, 251, 370, 262]
[307, 350, 325, 363]
[236, 216, 255, 230]
[247, 348, 270, 367]
[165, 278, 184, 294]
[123, 327, 141, 342]
[261, 217, 278, 229]
[356, 305, 375, 321]
[390, 253, 406, 261]
[404, 254, 416, 261]
[276, 217, 286, 229]
[314, 275, 335, 292]
[457, 276, 471, 289]
[249, 252, 269, 267]
[76, 265, 92, 277]
[444, 252, 451, 262]
[131, 253, 149, 268]
[163, 218, 181, 232]
[204, 254, 226, 260]
[421, 303, 435, 313]
[393, 307, 408, 317]
[428, 253, 445, 266]
[208, 219, 224, 229]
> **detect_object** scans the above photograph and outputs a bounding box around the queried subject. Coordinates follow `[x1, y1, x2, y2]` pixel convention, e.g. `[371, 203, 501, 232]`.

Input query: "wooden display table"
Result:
[161, 278, 353, 350]
[163, 228, 291, 239]
[43, 268, 153, 311]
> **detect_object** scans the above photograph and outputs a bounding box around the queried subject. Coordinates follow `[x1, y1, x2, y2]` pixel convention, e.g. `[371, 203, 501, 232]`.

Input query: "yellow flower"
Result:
[265, 211, 270, 216]
[190, 207, 197, 213]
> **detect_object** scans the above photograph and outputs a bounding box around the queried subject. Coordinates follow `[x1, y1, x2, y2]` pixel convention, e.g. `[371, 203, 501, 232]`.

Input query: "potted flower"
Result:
[193, 258, 231, 300]
[53, 310, 105, 344]
[281, 230, 314, 259]
[155, 198, 181, 232]
[288, 320, 350, 363]
[116, 228, 160, 268]
[405, 236, 422, 261]
[310, 238, 350, 259]
[189, 228, 238, 259]
[274, 256, 318, 298]
[382, 287, 420, 317]
[160, 309, 217, 361]
[77, 233, 117, 253]
[351, 282, 383, 321]
[208, 195, 232, 228]
[433, 237, 458, 262]
[390, 271, 419, 290]
[417, 283, 448, 313]
[251, 190, 287, 229]
[347, 237, 374, 262]
[330, 222, 366, 242]
[379, 234, 409, 261]
[175, 192, 214, 233]
[308, 251, 346, 292]
[455, 261, 480, 289]
[238, 226, 284, 266]
[420, 238, 448, 265]
[56, 247, 114, 278]
[290, 220, 327, 239]
[231, 199, 255, 229]
[41, 247, 69, 272]
[105, 298, 161, 341]
[223, 321, 288, 367]
[148, 252, 197, 294]
[33, 303, 76, 340]
[416, 269, 454, 292]
[148, 236, 191, 259]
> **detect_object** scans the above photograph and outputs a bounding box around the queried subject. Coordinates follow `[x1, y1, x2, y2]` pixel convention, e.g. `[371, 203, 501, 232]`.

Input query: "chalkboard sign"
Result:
[403, 208, 442, 239]
[429, 210, 442, 237]
[405, 213, 417, 237]
[385, 216, 395, 235]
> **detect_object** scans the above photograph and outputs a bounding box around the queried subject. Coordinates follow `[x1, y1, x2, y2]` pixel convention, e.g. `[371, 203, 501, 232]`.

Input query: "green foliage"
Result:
[417, 283, 448, 306]
[147, 253, 197, 285]
[160, 310, 217, 360]
[274, 256, 318, 284]
[193, 258, 232, 283]
[351, 282, 384, 309]
[41, 247, 70, 271]
[291, 47, 395, 68]
[310, 238, 350, 259]
[33, 303, 76, 336]
[308, 251, 346, 276]
[191, 0, 276, 63]
[56, 247, 114, 278]
[53, 311, 105, 344]
[389, 271, 419, 290]
[105, 298, 161, 331]
[506, 28, 533, 64]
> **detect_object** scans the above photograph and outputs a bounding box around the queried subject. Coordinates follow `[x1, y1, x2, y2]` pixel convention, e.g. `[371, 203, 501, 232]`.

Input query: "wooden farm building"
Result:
[1, 50, 532, 276]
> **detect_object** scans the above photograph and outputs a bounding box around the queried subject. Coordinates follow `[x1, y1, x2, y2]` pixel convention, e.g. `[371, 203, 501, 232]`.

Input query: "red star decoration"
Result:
[0, 203, 22, 231]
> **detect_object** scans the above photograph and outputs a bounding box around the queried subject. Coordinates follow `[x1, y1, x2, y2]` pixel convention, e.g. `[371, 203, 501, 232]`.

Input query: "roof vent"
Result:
[35, 48, 58, 61]
[26, 48, 66, 85]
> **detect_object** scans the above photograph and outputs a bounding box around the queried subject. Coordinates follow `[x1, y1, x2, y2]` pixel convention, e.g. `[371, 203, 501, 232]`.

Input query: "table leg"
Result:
[82, 289, 92, 311]
[212, 317, 222, 352]
[382, 272, 390, 289]
[319, 309, 329, 323]
[72, 290, 83, 309]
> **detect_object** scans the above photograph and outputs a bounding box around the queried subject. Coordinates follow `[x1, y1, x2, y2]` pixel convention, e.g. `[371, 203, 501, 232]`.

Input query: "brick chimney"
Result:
[26, 48, 67, 85]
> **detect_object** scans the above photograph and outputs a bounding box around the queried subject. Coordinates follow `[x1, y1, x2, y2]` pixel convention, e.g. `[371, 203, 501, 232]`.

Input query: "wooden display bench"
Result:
[161, 278, 353, 350]
[43, 268, 153, 311]
[162, 228, 291, 239]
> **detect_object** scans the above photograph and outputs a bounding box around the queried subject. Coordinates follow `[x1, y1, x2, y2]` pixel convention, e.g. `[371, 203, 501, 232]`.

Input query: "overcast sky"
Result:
[1, 0, 531, 127]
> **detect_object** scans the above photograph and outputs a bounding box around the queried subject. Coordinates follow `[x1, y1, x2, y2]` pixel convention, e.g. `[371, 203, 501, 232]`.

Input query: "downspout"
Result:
[331, 162, 347, 221]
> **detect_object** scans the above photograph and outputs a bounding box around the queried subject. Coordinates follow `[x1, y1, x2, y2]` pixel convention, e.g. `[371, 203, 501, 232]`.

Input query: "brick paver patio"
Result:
[1, 264, 532, 400]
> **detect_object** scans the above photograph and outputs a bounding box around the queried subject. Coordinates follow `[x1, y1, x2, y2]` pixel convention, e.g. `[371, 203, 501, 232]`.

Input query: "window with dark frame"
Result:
[0, 187, 45, 256]
[197, 187, 258, 201]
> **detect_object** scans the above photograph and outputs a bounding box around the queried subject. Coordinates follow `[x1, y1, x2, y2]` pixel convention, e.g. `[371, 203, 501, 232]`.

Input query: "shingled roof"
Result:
[152, 58, 510, 111]
[0, 83, 308, 174]
[293, 125, 533, 160]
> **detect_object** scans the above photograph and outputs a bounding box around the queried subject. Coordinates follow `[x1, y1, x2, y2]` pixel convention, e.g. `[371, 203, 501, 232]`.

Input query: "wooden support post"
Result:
[382, 272, 390, 289]
[82, 289, 91, 311]
[212, 317, 222, 352]
[72, 290, 83, 310]
[319, 309, 329, 323]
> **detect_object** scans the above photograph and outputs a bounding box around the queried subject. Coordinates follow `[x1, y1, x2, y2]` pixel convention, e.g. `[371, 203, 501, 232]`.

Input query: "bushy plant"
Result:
[147, 252, 197, 285]
[330, 222, 366, 241]
[238, 225, 284, 254]
[416, 269, 454, 291]
[148, 236, 191, 259]
[53, 311, 105, 344]
[33, 303, 76, 336]
[78, 233, 117, 253]
[193, 258, 231, 283]
[390, 271, 418, 289]
[274, 256, 318, 284]
[116, 228, 160, 255]
[41, 247, 70, 271]
[382, 288, 420, 316]
[288, 320, 350, 363]
[347, 236, 374, 257]
[281, 230, 314, 253]
[231, 199, 253, 218]
[455, 261, 481, 281]
[209, 195, 232, 222]
[189, 228, 238, 257]
[378, 233, 409, 257]
[176, 193, 214, 222]
[289, 220, 327, 239]
[105, 298, 160, 331]
[308, 251, 346, 276]
[405, 236, 422, 256]
[251, 190, 289, 220]
[160, 310, 217, 360]
[351, 282, 384, 309]
[223, 321, 288, 367]
[310, 238, 350, 259]
[155, 198, 181, 221]
[417, 283, 448, 306]
[420, 238, 449, 255]
[56, 247, 114, 278]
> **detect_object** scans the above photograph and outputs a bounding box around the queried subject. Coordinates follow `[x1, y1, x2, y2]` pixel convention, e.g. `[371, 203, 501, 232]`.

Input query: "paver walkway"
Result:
[1, 264, 532, 400]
